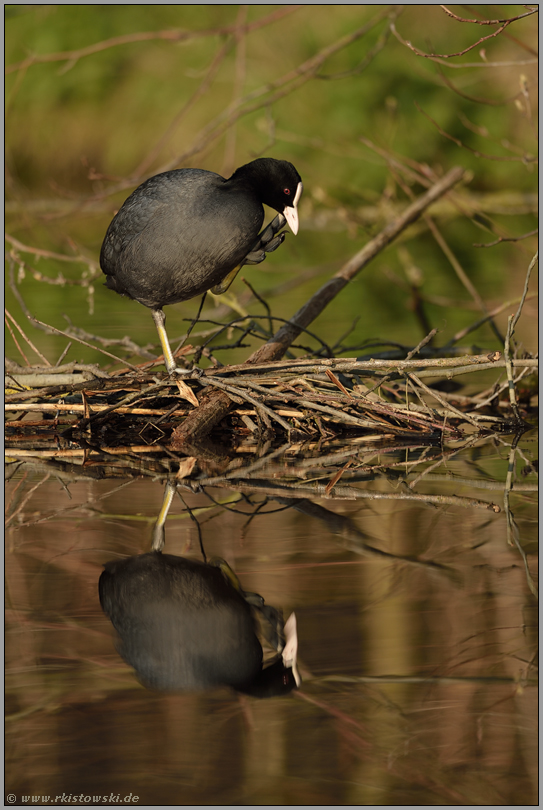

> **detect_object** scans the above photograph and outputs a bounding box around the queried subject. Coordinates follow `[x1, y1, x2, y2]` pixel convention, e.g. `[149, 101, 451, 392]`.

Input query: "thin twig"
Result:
[511, 251, 538, 332]
[5, 308, 52, 367]
[503, 315, 522, 421]
[5, 8, 303, 74]
[503, 441, 537, 597]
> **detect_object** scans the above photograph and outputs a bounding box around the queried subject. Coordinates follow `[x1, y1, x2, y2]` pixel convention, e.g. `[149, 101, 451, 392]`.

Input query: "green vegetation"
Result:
[5, 5, 538, 368]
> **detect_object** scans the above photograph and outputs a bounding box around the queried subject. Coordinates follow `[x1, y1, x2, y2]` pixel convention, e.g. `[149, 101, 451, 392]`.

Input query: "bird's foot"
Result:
[244, 213, 288, 266]
[167, 365, 203, 379]
[211, 213, 288, 295]
[170, 365, 192, 376]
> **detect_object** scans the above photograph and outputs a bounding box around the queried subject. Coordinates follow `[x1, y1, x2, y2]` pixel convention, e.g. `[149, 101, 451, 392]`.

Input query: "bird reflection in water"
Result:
[99, 483, 300, 697]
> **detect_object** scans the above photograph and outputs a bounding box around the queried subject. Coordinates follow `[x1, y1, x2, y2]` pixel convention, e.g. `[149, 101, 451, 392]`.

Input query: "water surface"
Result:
[5, 433, 537, 805]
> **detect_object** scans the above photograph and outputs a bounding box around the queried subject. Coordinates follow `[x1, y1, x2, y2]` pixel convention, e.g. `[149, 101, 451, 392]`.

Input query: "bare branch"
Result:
[391, 23, 537, 68]
[474, 228, 538, 248]
[414, 102, 537, 163]
[391, 6, 537, 60]
[439, 6, 538, 27]
[5, 7, 302, 75]
[6, 233, 97, 269]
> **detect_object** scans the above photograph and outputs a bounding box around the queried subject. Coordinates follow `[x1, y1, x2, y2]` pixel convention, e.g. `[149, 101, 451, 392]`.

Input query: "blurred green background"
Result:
[5, 4, 538, 368]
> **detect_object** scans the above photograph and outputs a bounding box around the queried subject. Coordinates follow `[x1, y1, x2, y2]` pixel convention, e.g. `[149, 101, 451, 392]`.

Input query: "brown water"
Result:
[5, 433, 538, 806]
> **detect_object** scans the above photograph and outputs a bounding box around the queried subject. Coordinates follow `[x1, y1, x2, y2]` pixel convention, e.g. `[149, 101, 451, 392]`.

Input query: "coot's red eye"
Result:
[283, 188, 291, 195]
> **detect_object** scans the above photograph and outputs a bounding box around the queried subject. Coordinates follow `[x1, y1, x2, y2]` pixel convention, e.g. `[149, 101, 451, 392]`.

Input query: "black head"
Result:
[236, 611, 301, 698]
[230, 158, 303, 234]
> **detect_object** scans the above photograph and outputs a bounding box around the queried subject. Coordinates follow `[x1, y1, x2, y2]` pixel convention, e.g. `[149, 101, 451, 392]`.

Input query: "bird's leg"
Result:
[210, 213, 288, 295]
[209, 557, 247, 594]
[211, 263, 244, 295]
[151, 480, 176, 551]
[151, 308, 188, 374]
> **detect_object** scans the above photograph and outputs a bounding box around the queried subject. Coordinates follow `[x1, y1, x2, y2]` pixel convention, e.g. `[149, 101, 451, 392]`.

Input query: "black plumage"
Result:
[99, 551, 300, 697]
[100, 158, 302, 372]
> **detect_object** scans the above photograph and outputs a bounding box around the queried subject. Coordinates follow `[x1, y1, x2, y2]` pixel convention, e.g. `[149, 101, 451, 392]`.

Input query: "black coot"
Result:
[99, 551, 300, 697]
[100, 158, 303, 373]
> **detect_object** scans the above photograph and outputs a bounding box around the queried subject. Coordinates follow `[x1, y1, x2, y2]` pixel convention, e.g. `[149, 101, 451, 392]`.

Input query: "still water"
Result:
[5, 433, 538, 806]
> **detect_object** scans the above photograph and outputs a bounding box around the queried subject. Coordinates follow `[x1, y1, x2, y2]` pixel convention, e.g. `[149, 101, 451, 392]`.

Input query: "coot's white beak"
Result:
[282, 612, 301, 687]
[283, 181, 303, 235]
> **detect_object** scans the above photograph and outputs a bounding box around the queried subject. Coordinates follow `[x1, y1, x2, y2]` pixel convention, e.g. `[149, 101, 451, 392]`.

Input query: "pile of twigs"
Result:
[5, 350, 537, 462]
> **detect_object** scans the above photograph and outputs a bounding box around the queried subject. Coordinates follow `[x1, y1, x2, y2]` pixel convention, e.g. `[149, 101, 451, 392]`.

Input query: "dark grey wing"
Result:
[100, 170, 213, 276]
[100, 200, 167, 279]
